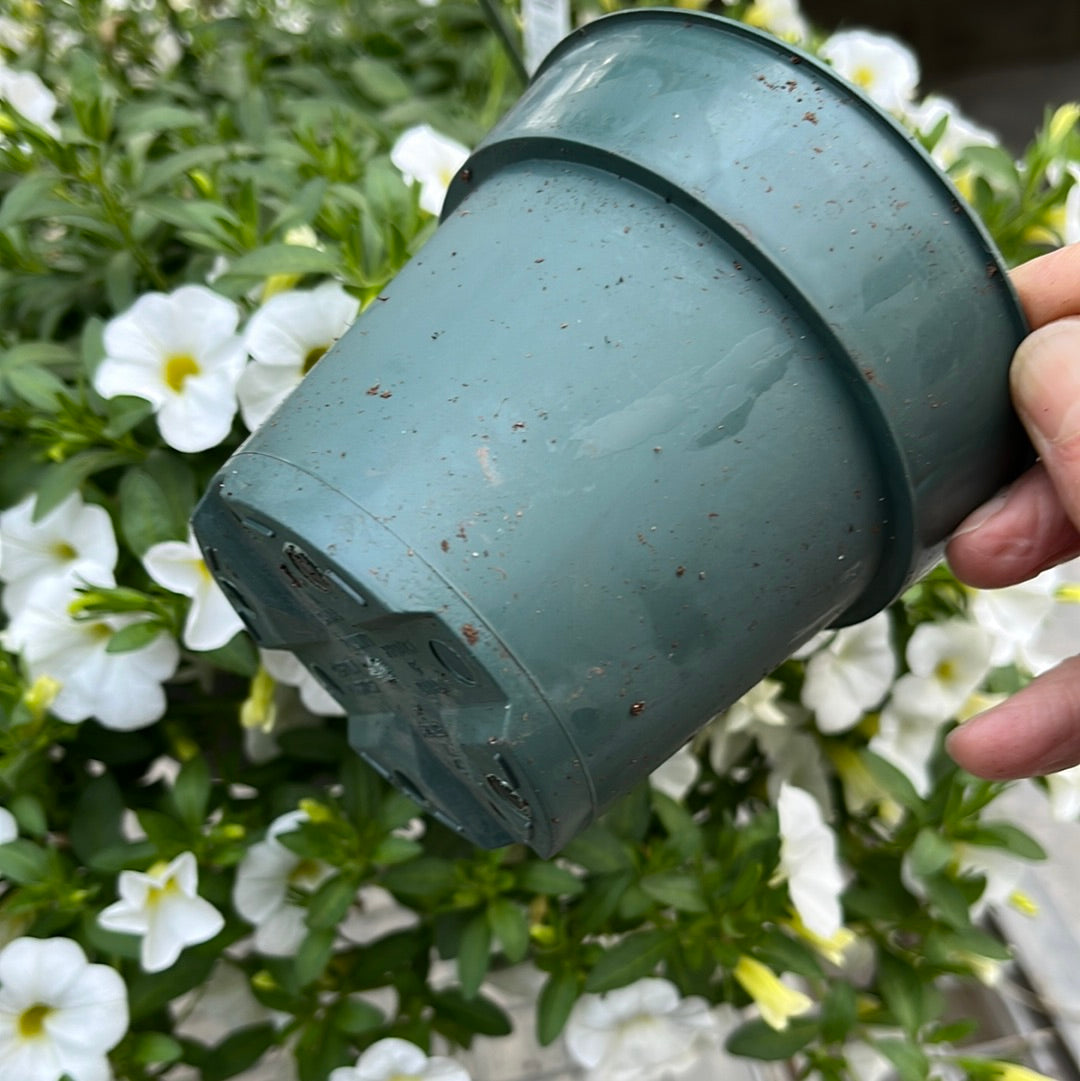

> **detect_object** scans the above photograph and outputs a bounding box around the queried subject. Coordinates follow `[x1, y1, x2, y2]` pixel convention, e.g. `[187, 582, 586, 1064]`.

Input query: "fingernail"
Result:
[951, 486, 1010, 538]
[1012, 317, 1080, 446]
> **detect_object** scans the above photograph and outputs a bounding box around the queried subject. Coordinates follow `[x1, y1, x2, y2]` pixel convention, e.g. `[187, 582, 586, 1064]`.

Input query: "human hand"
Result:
[946, 242, 1080, 779]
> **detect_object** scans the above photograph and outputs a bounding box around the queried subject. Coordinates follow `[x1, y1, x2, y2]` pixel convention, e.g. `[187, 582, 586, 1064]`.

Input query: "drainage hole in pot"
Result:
[429, 639, 478, 686]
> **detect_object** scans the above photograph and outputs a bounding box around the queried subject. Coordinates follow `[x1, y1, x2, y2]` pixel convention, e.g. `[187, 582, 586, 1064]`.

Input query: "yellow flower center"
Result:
[934, 659, 956, 682]
[89, 622, 113, 642]
[302, 345, 328, 374]
[289, 858, 322, 886]
[852, 65, 876, 90]
[18, 1003, 52, 1039]
[51, 541, 77, 560]
[163, 353, 200, 393]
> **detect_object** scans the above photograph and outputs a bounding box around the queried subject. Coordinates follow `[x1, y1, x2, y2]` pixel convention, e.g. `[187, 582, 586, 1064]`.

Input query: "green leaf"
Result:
[9, 794, 46, 838]
[118, 103, 207, 136]
[331, 997, 383, 1036]
[295, 1019, 350, 1081]
[639, 872, 708, 914]
[137, 145, 232, 196]
[456, 911, 492, 999]
[305, 872, 359, 931]
[218, 243, 339, 281]
[583, 929, 674, 993]
[129, 950, 216, 1019]
[859, 750, 922, 815]
[964, 823, 1047, 861]
[102, 394, 154, 438]
[341, 754, 382, 825]
[515, 861, 586, 897]
[106, 621, 165, 654]
[197, 632, 258, 677]
[69, 773, 126, 865]
[877, 951, 927, 1034]
[5, 365, 67, 411]
[132, 1032, 184, 1067]
[725, 1018, 817, 1061]
[430, 989, 512, 1037]
[171, 757, 211, 831]
[922, 872, 975, 929]
[381, 856, 456, 901]
[956, 145, 1021, 192]
[0, 839, 51, 884]
[33, 450, 136, 519]
[0, 174, 59, 228]
[118, 468, 185, 554]
[295, 927, 336, 987]
[488, 897, 529, 963]
[875, 1038, 930, 1081]
[536, 969, 579, 1046]
[573, 870, 634, 935]
[200, 1025, 277, 1081]
[651, 790, 703, 857]
[350, 58, 413, 104]
[908, 827, 954, 878]
[376, 788, 421, 832]
[562, 824, 634, 873]
[371, 836, 423, 865]
[820, 981, 857, 1045]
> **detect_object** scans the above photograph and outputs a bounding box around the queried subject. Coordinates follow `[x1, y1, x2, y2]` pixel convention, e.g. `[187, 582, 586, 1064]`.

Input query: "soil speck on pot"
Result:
[462, 623, 480, 646]
[629, 701, 646, 716]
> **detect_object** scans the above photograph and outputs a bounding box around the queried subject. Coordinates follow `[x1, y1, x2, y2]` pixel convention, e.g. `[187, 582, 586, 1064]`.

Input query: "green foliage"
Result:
[0, 2, 1074, 1080]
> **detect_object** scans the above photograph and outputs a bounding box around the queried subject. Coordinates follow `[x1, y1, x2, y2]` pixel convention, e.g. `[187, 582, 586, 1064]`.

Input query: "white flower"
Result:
[969, 567, 1061, 670]
[97, 852, 224, 972]
[886, 619, 993, 722]
[818, 29, 920, 114]
[1042, 766, 1080, 821]
[869, 695, 942, 797]
[0, 492, 117, 617]
[233, 810, 334, 956]
[260, 649, 345, 716]
[801, 612, 896, 734]
[954, 840, 1036, 917]
[706, 677, 788, 773]
[776, 783, 844, 939]
[0, 64, 59, 137]
[236, 282, 359, 431]
[390, 124, 470, 216]
[743, 0, 809, 43]
[329, 1037, 471, 1081]
[0, 936, 128, 1081]
[93, 285, 246, 453]
[0, 810, 14, 846]
[171, 959, 277, 1045]
[143, 530, 245, 651]
[903, 94, 999, 169]
[649, 744, 700, 802]
[564, 978, 723, 1081]
[3, 578, 179, 731]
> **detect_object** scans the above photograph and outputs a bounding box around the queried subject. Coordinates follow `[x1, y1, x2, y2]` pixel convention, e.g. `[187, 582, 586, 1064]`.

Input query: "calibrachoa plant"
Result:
[0, 1, 1078, 1080]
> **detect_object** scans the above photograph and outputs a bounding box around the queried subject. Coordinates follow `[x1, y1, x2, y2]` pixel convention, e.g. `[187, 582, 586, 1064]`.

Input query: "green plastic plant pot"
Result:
[192, 9, 1030, 856]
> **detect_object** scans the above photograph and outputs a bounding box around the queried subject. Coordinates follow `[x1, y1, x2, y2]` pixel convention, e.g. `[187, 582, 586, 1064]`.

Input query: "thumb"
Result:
[1010, 315, 1080, 529]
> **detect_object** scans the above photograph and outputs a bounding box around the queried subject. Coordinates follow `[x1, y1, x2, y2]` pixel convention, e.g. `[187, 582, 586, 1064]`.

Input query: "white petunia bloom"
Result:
[98, 852, 224, 972]
[743, 0, 809, 44]
[390, 124, 470, 216]
[904, 94, 999, 169]
[818, 29, 920, 114]
[649, 744, 700, 802]
[143, 530, 245, 651]
[260, 650, 345, 717]
[564, 978, 724, 1081]
[869, 695, 943, 798]
[969, 565, 1062, 670]
[93, 285, 246, 453]
[706, 677, 789, 774]
[233, 810, 334, 956]
[0, 64, 60, 137]
[3, 578, 179, 731]
[886, 619, 993, 723]
[330, 1037, 471, 1081]
[1042, 766, 1080, 821]
[0, 936, 128, 1081]
[776, 783, 844, 939]
[237, 281, 359, 431]
[0, 492, 117, 617]
[0, 809, 15, 846]
[801, 612, 896, 734]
